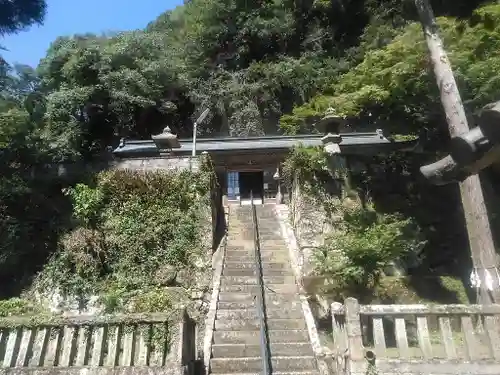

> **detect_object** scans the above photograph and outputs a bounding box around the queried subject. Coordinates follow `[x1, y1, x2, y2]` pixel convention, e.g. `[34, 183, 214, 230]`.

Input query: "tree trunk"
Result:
[415, 0, 500, 304]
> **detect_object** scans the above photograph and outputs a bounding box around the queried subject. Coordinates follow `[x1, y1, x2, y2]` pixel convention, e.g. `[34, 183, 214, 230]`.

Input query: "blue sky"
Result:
[1, 0, 184, 68]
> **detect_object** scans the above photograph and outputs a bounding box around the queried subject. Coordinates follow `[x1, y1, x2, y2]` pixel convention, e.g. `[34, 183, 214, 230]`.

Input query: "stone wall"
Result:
[29, 154, 222, 317]
[26, 156, 199, 183]
[288, 168, 417, 301]
[288, 175, 333, 293]
[289, 175, 331, 249]
[112, 156, 199, 172]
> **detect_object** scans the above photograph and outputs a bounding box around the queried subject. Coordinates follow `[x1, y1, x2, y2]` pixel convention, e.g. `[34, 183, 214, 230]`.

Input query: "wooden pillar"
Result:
[415, 0, 500, 303]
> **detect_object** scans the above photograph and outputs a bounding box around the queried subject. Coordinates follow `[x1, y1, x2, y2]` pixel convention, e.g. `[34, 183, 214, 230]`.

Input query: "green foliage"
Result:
[438, 276, 470, 304]
[315, 206, 425, 298]
[0, 108, 31, 147]
[0, 0, 47, 101]
[0, 0, 46, 36]
[282, 145, 330, 184]
[36, 31, 189, 158]
[356, 275, 470, 305]
[282, 4, 500, 136]
[64, 183, 104, 227]
[0, 94, 71, 302]
[0, 298, 47, 317]
[36, 168, 212, 310]
[129, 288, 173, 313]
[33, 0, 486, 143]
[0, 0, 492, 312]
[285, 146, 426, 299]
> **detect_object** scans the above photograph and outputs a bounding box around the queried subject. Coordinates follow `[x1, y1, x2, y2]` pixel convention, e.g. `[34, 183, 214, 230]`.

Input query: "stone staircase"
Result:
[209, 204, 318, 375]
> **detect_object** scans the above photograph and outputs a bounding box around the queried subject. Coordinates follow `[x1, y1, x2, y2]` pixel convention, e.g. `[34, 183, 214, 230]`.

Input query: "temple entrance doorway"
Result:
[226, 170, 264, 204]
[239, 171, 264, 202]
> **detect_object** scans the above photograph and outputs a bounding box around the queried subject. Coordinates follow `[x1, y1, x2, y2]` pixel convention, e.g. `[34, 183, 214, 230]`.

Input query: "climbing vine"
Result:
[32, 164, 215, 313]
[284, 145, 426, 300]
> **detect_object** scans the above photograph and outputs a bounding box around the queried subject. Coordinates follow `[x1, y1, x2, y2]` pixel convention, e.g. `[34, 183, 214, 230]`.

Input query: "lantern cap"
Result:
[151, 126, 181, 150]
[315, 107, 347, 134]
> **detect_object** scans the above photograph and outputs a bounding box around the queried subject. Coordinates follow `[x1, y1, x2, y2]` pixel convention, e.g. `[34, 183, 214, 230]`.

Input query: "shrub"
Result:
[314, 204, 426, 298]
[284, 145, 426, 299]
[0, 298, 47, 317]
[36, 167, 213, 311]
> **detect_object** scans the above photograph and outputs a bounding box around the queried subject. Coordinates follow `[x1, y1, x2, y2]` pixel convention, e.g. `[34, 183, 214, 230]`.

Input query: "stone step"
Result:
[224, 257, 287, 264]
[225, 245, 249, 251]
[220, 284, 297, 293]
[212, 342, 313, 358]
[223, 258, 289, 266]
[214, 318, 306, 331]
[225, 247, 287, 254]
[258, 241, 288, 247]
[209, 373, 317, 375]
[255, 222, 279, 226]
[229, 230, 278, 235]
[255, 213, 279, 218]
[255, 220, 280, 226]
[217, 299, 302, 310]
[257, 248, 288, 254]
[257, 233, 283, 238]
[229, 222, 278, 228]
[224, 260, 290, 270]
[256, 207, 278, 211]
[214, 330, 310, 345]
[235, 231, 279, 237]
[217, 300, 257, 309]
[231, 240, 256, 244]
[209, 373, 318, 375]
[257, 234, 283, 239]
[218, 292, 299, 302]
[225, 253, 289, 262]
[255, 227, 281, 232]
[216, 308, 303, 320]
[224, 261, 288, 270]
[220, 275, 295, 285]
[210, 356, 317, 373]
[226, 251, 289, 261]
[224, 254, 288, 262]
[264, 298, 302, 309]
[222, 268, 291, 277]
[257, 228, 282, 234]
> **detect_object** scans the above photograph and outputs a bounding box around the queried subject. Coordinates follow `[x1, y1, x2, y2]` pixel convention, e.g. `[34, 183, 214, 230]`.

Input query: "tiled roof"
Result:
[113, 131, 405, 158]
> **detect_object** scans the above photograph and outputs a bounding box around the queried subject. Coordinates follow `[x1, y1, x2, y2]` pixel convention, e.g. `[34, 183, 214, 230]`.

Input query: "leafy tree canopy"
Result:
[0, 0, 46, 35]
[280, 3, 500, 137]
[1, 0, 499, 307]
[25, 0, 491, 150]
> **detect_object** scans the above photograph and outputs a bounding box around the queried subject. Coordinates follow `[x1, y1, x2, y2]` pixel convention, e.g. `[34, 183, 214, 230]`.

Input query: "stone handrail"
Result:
[0, 309, 195, 375]
[331, 298, 500, 375]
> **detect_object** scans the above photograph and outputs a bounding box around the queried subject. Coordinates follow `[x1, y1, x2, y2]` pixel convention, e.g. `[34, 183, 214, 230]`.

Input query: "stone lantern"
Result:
[272, 167, 281, 181]
[315, 107, 346, 155]
[315, 108, 348, 187]
[151, 126, 181, 152]
[273, 165, 284, 204]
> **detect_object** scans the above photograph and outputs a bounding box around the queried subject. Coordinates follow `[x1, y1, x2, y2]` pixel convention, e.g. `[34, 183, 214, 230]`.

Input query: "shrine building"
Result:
[112, 126, 416, 204]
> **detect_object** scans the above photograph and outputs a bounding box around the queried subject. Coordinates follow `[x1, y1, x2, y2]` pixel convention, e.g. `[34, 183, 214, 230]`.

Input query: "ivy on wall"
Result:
[31, 166, 215, 313]
[284, 145, 426, 301]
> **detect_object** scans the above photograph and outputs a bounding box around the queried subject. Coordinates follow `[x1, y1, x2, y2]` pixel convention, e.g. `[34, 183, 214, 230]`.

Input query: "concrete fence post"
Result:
[344, 297, 364, 362]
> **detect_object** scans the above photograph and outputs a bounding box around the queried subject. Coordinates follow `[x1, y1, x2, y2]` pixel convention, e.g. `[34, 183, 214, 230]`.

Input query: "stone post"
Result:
[315, 108, 349, 192]
[273, 164, 284, 204]
[344, 297, 364, 361]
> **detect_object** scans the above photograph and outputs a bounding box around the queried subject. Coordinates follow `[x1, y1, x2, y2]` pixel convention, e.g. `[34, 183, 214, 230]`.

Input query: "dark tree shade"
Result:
[0, 0, 47, 35]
